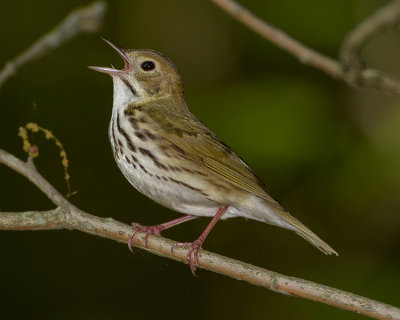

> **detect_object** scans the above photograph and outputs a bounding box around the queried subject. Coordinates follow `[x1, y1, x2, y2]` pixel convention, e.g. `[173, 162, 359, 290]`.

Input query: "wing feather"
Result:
[202, 156, 269, 200]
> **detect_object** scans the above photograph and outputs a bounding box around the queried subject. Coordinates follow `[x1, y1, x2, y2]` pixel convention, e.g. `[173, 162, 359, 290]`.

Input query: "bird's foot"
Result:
[128, 223, 165, 252]
[171, 239, 204, 276]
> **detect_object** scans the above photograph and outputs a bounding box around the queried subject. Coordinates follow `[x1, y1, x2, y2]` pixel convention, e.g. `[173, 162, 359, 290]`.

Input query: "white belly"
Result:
[109, 111, 222, 218]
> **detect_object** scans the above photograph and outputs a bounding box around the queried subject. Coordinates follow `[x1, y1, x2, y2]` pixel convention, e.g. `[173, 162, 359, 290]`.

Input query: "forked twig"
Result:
[211, 0, 400, 95]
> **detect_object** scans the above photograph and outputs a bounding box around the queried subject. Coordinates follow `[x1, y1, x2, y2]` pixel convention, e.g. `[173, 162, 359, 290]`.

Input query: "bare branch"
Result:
[0, 1, 106, 88]
[340, 0, 400, 93]
[358, 68, 400, 96]
[211, 0, 400, 96]
[1, 148, 399, 320]
[340, 0, 400, 70]
[0, 208, 66, 230]
[211, 0, 343, 78]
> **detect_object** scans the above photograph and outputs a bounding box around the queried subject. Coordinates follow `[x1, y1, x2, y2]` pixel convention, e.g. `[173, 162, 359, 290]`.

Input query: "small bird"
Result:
[89, 39, 337, 274]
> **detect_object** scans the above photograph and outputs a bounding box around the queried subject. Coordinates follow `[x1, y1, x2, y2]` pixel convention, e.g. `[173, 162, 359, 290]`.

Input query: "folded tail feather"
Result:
[272, 208, 338, 255]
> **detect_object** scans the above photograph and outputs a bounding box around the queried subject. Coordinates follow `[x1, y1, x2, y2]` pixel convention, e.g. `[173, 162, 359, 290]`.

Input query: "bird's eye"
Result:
[141, 61, 155, 71]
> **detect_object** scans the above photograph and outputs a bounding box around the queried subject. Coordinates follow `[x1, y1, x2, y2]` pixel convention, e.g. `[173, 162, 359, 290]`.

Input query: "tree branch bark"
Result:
[1, 148, 399, 320]
[211, 0, 400, 96]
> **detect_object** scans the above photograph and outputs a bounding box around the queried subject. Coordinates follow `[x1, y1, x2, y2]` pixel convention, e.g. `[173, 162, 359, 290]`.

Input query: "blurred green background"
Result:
[1, 0, 399, 319]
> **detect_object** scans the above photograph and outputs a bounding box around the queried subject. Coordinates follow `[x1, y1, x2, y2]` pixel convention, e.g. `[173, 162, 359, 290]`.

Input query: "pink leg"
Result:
[172, 206, 228, 275]
[128, 214, 198, 252]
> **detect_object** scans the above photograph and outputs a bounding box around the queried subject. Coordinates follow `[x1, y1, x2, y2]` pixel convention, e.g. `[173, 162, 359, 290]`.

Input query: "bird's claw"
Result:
[128, 223, 163, 252]
[171, 239, 204, 276]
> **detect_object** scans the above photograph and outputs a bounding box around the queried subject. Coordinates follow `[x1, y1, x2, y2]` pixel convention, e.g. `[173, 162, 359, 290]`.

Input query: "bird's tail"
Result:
[272, 207, 338, 255]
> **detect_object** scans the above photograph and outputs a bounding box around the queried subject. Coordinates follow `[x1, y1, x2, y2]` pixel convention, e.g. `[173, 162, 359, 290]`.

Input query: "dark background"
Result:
[1, 0, 399, 319]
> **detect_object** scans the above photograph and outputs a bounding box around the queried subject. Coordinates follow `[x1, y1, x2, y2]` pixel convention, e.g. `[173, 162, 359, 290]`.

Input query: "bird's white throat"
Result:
[112, 76, 146, 112]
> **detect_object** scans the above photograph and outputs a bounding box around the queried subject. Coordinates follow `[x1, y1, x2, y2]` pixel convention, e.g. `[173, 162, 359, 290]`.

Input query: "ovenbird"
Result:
[89, 39, 337, 274]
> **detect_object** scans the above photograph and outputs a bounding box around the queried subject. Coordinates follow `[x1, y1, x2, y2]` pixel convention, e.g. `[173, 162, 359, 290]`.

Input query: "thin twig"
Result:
[211, 0, 400, 95]
[339, 0, 400, 92]
[0, 148, 399, 320]
[340, 0, 400, 71]
[0, 1, 106, 88]
[211, 0, 343, 78]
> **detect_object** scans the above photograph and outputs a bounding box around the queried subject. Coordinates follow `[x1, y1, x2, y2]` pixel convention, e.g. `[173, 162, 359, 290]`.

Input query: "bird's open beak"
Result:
[88, 38, 131, 75]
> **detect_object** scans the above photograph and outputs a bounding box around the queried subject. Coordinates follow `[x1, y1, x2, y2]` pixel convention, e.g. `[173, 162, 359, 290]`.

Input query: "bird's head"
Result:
[89, 39, 184, 106]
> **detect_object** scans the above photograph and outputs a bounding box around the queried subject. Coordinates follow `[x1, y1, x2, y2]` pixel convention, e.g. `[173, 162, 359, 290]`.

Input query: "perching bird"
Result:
[89, 39, 337, 275]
